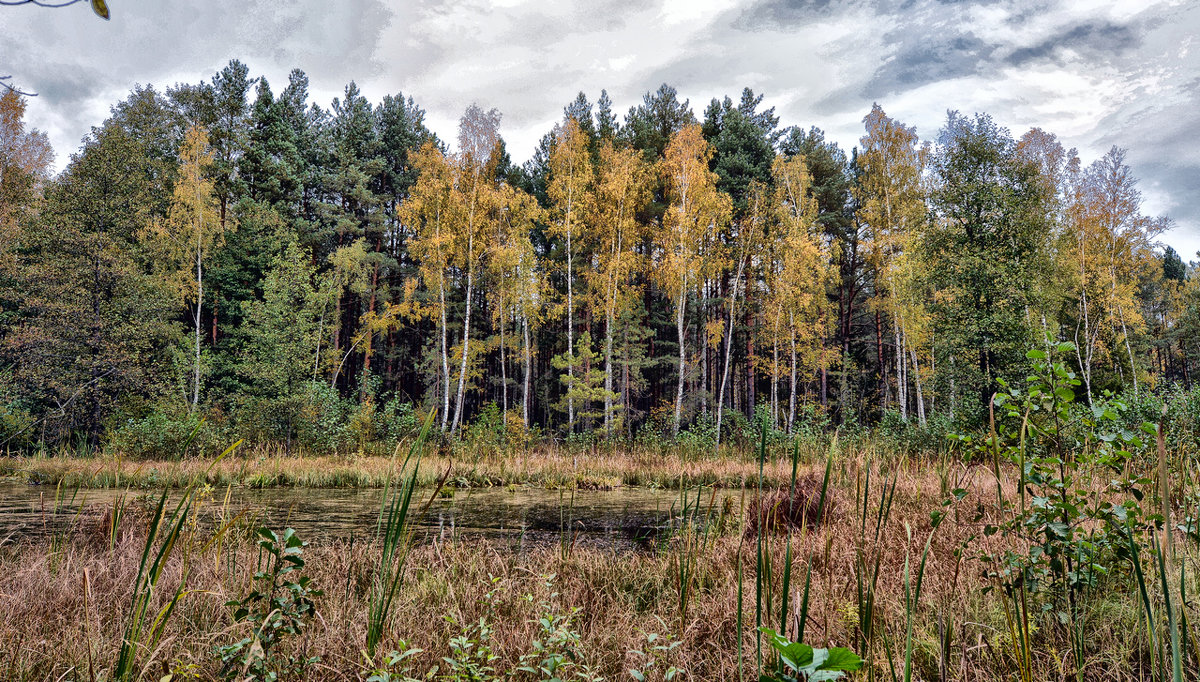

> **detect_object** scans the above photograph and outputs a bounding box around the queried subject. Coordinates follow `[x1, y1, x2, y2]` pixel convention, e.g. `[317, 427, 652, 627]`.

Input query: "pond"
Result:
[0, 483, 721, 550]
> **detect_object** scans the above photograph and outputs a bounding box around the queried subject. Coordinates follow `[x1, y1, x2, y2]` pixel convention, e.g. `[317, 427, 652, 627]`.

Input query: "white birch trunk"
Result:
[522, 317, 532, 426]
[788, 311, 797, 433]
[452, 233, 474, 433]
[673, 286, 687, 436]
[715, 255, 745, 448]
[193, 246, 202, 409]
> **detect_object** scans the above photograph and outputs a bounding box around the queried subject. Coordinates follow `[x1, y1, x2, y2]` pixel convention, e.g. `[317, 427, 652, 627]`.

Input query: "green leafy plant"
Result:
[217, 527, 322, 681]
[367, 409, 436, 657]
[628, 625, 684, 682]
[758, 628, 862, 682]
[364, 643, 426, 682]
[440, 617, 499, 682]
[961, 340, 1155, 682]
[514, 574, 595, 681]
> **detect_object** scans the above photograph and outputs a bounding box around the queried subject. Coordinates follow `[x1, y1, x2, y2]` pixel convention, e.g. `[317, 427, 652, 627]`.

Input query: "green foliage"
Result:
[375, 396, 419, 444]
[979, 342, 1153, 599]
[0, 369, 33, 450]
[366, 411, 432, 657]
[758, 628, 862, 682]
[927, 111, 1053, 423]
[876, 410, 955, 455]
[440, 616, 499, 681]
[1, 60, 1190, 452]
[956, 340, 1156, 680]
[107, 406, 231, 459]
[551, 332, 618, 432]
[628, 627, 684, 682]
[364, 644, 426, 682]
[217, 527, 322, 681]
[115, 439, 238, 680]
[292, 381, 354, 452]
[514, 574, 601, 681]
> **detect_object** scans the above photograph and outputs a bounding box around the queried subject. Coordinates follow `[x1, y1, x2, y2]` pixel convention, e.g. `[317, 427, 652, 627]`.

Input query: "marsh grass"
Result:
[0, 431, 1196, 681]
[1, 437, 882, 492]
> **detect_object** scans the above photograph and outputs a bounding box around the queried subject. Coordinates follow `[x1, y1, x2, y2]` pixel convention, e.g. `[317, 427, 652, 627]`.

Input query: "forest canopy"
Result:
[1, 61, 1196, 454]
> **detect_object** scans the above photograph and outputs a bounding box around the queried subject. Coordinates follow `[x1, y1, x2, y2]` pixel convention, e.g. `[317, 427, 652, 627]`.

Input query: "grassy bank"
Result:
[0, 453, 1188, 682]
[0, 439, 882, 490]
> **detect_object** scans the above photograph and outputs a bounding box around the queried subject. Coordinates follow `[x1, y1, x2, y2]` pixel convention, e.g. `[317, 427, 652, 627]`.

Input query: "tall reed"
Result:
[365, 410, 435, 658]
[113, 434, 240, 680]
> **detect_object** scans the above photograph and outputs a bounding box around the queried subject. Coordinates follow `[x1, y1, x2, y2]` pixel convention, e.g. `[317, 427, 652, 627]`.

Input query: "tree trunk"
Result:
[673, 288, 687, 436]
[788, 311, 798, 433]
[604, 306, 615, 436]
[314, 303, 325, 381]
[499, 305, 508, 415]
[193, 244, 202, 409]
[565, 192, 576, 434]
[895, 326, 906, 421]
[452, 241, 474, 433]
[715, 256, 745, 448]
[1117, 302, 1138, 393]
[439, 275, 451, 431]
[911, 345, 926, 425]
[361, 260, 380, 403]
[523, 317, 532, 426]
[875, 311, 885, 411]
[771, 332, 779, 428]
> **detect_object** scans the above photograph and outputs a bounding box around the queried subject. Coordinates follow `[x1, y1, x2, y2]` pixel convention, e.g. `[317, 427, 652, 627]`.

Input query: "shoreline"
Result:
[0, 448, 828, 491]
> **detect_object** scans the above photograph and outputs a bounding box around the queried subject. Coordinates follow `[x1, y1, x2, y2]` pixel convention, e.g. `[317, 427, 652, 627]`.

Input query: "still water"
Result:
[0, 483, 698, 549]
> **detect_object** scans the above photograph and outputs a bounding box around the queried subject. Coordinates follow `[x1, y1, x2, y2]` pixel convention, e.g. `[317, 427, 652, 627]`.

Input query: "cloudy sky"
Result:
[3, 0, 1198, 257]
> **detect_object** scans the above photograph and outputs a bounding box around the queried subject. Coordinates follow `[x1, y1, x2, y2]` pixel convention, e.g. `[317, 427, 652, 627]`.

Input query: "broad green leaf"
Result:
[819, 647, 863, 671]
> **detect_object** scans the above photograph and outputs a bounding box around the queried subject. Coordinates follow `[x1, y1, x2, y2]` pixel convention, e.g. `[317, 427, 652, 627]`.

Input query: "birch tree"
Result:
[488, 182, 543, 419]
[655, 124, 730, 435]
[759, 155, 827, 431]
[714, 181, 765, 446]
[1075, 147, 1168, 394]
[402, 141, 459, 429]
[854, 105, 928, 421]
[144, 125, 226, 409]
[585, 139, 650, 436]
[449, 104, 501, 432]
[547, 117, 593, 432]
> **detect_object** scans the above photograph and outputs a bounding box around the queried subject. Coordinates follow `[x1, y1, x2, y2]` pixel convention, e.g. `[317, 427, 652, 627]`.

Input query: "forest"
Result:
[1, 58, 1196, 456]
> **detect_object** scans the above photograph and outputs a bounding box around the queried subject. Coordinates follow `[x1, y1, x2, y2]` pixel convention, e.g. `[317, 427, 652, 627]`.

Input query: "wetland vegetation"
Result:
[2, 47, 1199, 682]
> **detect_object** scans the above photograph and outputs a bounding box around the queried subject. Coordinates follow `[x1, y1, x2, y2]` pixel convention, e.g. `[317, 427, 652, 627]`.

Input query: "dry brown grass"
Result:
[0, 458, 1153, 681]
[0, 444, 815, 491]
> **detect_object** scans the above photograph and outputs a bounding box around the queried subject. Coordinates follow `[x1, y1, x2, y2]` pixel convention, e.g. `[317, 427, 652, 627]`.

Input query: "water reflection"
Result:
[0, 483, 688, 550]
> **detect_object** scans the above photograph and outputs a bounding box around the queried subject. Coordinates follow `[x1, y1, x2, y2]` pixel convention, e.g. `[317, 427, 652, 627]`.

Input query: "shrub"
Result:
[218, 528, 322, 681]
[0, 376, 33, 452]
[877, 410, 955, 456]
[293, 381, 353, 453]
[375, 396, 418, 445]
[107, 405, 231, 459]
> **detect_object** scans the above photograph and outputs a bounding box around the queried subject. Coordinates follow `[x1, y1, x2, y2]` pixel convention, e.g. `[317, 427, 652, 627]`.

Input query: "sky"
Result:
[3, 0, 1198, 258]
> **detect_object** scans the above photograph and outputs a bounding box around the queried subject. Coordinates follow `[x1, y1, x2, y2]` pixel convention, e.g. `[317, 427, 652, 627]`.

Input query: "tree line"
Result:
[1, 59, 1197, 451]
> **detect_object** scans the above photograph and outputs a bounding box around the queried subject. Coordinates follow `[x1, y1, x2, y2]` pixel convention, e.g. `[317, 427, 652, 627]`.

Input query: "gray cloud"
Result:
[863, 32, 995, 97]
[732, 0, 844, 30]
[1005, 20, 1141, 67]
